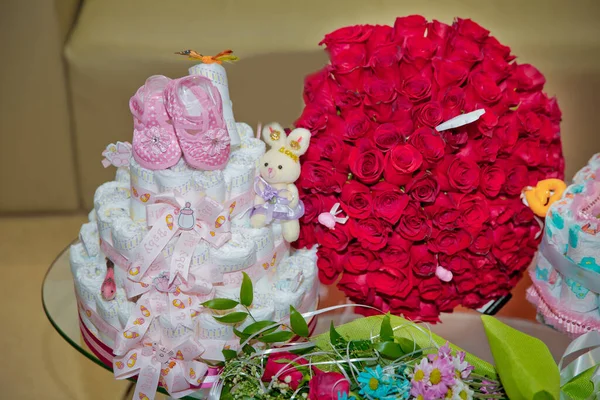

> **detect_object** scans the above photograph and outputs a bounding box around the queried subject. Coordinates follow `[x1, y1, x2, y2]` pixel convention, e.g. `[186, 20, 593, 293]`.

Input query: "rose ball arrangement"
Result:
[295, 16, 565, 322]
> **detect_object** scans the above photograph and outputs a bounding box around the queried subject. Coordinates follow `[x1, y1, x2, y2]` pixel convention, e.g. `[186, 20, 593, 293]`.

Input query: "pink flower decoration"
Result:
[199, 128, 230, 157]
[141, 126, 171, 154]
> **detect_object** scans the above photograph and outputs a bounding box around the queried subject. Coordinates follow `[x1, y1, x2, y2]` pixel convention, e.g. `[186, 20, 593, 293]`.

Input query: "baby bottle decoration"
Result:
[178, 202, 195, 230]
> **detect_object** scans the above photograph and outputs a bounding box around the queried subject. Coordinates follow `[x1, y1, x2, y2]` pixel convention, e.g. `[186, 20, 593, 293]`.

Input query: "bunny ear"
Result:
[262, 122, 286, 147]
[286, 128, 311, 156]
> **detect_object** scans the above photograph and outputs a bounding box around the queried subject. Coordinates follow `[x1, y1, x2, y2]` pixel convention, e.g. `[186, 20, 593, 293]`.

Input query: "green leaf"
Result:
[397, 338, 421, 356]
[243, 320, 278, 335]
[233, 328, 250, 341]
[242, 344, 256, 355]
[482, 315, 560, 400]
[329, 321, 343, 343]
[288, 344, 316, 355]
[349, 339, 372, 352]
[213, 312, 248, 324]
[289, 305, 309, 337]
[380, 313, 394, 342]
[202, 298, 239, 310]
[240, 272, 253, 307]
[375, 342, 404, 359]
[222, 349, 238, 361]
[258, 330, 294, 343]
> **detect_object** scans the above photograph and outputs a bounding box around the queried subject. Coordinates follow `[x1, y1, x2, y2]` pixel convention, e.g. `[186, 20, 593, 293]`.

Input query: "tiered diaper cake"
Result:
[70, 61, 319, 399]
[527, 154, 600, 337]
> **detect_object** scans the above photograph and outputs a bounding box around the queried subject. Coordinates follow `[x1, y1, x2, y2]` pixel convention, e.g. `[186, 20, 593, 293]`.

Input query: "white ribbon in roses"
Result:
[128, 191, 231, 284]
[115, 272, 213, 356]
[113, 338, 209, 400]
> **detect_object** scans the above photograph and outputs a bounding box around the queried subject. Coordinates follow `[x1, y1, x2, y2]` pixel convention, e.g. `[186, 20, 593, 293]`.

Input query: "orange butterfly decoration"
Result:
[175, 49, 239, 65]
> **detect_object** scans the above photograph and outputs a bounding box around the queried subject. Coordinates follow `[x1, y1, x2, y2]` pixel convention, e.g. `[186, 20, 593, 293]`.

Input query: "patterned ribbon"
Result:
[113, 339, 209, 400]
[559, 330, 600, 399]
[251, 177, 304, 223]
[129, 191, 231, 284]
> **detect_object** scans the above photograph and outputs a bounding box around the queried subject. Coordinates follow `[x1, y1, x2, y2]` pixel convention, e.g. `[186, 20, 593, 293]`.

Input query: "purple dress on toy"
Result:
[250, 177, 304, 223]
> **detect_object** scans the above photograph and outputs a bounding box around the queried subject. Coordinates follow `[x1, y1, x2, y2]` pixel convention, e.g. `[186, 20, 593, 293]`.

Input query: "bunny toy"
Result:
[250, 123, 311, 242]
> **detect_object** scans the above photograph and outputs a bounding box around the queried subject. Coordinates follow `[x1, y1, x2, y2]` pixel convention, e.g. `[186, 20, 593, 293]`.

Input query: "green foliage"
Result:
[258, 330, 295, 343]
[202, 298, 239, 310]
[380, 314, 394, 342]
[213, 312, 248, 324]
[289, 305, 309, 337]
[240, 272, 253, 307]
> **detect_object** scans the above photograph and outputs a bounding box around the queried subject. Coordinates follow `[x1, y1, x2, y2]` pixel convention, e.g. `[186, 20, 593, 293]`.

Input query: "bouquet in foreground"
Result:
[204, 275, 598, 400]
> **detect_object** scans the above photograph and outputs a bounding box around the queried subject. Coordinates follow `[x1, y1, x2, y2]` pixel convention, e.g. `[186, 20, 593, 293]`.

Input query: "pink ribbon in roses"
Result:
[116, 272, 213, 355]
[128, 191, 231, 284]
[101, 141, 132, 168]
[113, 339, 209, 400]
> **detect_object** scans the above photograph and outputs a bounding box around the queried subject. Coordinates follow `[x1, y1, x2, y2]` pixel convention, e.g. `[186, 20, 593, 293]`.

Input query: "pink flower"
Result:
[410, 380, 437, 400]
[308, 370, 350, 400]
[199, 128, 230, 157]
[412, 355, 455, 397]
[261, 352, 310, 390]
[141, 126, 171, 154]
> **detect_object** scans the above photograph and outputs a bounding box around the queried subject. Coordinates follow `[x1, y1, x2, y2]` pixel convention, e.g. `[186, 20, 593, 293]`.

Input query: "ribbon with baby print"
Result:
[131, 183, 158, 205]
[225, 188, 255, 218]
[113, 339, 209, 400]
[128, 191, 231, 283]
[76, 298, 119, 342]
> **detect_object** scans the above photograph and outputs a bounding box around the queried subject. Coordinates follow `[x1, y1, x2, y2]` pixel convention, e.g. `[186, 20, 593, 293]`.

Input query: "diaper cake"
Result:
[69, 54, 319, 399]
[527, 154, 600, 337]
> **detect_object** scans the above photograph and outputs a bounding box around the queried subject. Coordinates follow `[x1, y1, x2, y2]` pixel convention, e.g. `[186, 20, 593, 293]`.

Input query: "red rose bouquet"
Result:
[295, 16, 564, 322]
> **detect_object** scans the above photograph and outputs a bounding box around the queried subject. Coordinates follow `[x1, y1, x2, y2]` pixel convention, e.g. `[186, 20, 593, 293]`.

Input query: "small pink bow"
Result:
[318, 203, 349, 230]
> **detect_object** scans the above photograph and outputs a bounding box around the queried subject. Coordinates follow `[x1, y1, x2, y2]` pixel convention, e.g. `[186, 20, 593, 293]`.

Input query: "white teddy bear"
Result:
[250, 123, 311, 242]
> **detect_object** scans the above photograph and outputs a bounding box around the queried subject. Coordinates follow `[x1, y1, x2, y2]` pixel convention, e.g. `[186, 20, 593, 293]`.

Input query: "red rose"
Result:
[427, 20, 452, 45]
[366, 25, 394, 54]
[301, 194, 323, 223]
[371, 181, 409, 224]
[503, 162, 529, 196]
[321, 25, 373, 46]
[367, 267, 413, 298]
[262, 352, 310, 390]
[348, 145, 384, 185]
[429, 229, 472, 255]
[334, 88, 363, 110]
[404, 36, 437, 67]
[397, 202, 432, 241]
[406, 171, 439, 203]
[308, 370, 350, 400]
[415, 101, 443, 128]
[303, 68, 334, 107]
[439, 253, 473, 275]
[476, 111, 499, 137]
[494, 116, 519, 153]
[384, 144, 423, 185]
[364, 71, 397, 103]
[418, 277, 443, 301]
[315, 223, 350, 252]
[333, 67, 364, 92]
[513, 138, 542, 167]
[337, 273, 369, 300]
[304, 133, 348, 169]
[439, 86, 466, 119]
[467, 71, 502, 104]
[340, 181, 372, 219]
[445, 156, 481, 193]
[433, 58, 469, 88]
[380, 235, 411, 268]
[455, 18, 490, 42]
[489, 198, 518, 226]
[469, 227, 493, 255]
[511, 64, 545, 92]
[342, 109, 371, 141]
[479, 164, 506, 197]
[299, 161, 346, 194]
[295, 105, 328, 134]
[399, 74, 432, 102]
[365, 94, 412, 123]
[325, 44, 368, 73]
[409, 127, 445, 168]
[372, 121, 411, 151]
[458, 193, 490, 234]
[343, 244, 380, 274]
[411, 244, 437, 277]
[393, 15, 427, 38]
[368, 41, 402, 69]
[317, 247, 343, 284]
[295, 221, 317, 249]
[448, 36, 483, 67]
[349, 217, 391, 251]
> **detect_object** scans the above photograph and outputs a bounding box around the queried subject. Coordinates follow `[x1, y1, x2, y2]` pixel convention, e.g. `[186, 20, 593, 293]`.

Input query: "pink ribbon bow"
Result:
[116, 271, 214, 355]
[128, 191, 231, 284]
[101, 141, 132, 168]
[113, 338, 209, 400]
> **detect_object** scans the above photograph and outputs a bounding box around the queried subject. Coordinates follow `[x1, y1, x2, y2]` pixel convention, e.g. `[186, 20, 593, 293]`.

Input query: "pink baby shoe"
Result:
[164, 75, 230, 170]
[130, 75, 182, 170]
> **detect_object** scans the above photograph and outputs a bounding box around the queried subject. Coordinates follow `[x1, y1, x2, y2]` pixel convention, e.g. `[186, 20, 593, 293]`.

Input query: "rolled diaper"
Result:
[231, 212, 252, 229]
[209, 233, 256, 274]
[111, 217, 147, 259]
[272, 288, 305, 321]
[115, 167, 130, 185]
[74, 264, 106, 311]
[79, 222, 100, 257]
[271, 222, 284, 243]
[95, 292, 122, 331]
[158, 315, 195, 349]
[253, 275, 275, 309]
[236, 122, 254, 140]
[70, 243, 102, 276]
[154, 162, 197, 200]
[115, 288, 133, 328]
[196, 312, 234, 341]
[224, 155, 255, 199]
[188, 62, 240, 146]
[130, 158, 159, 222]
[233, 226, 274, 260]
[96, 205, 130, 244]
[194, 170, 226, 203]
[190, 240, 210, 269]
[88, 209, 97, 222]
[93, 181, 131, 211]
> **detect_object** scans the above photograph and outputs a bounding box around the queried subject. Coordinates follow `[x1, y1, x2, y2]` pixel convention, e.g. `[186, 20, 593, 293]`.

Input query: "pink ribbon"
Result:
[101, 142, 132, 168]
[131, 183, 158, 205]
[113, 339, 209, 400]
[129, 191, 231, 284]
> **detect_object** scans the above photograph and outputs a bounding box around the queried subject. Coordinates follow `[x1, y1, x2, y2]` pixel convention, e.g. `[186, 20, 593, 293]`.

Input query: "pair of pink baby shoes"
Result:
[130, 75, 230, 170]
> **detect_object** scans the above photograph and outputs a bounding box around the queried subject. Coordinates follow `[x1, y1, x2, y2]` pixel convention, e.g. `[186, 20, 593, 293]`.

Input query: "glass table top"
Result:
[42, 243, 573, 398]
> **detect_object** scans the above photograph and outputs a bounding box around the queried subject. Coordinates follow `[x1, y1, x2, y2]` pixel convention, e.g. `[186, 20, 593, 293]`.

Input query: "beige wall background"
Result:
[1, 0, 600, 213]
